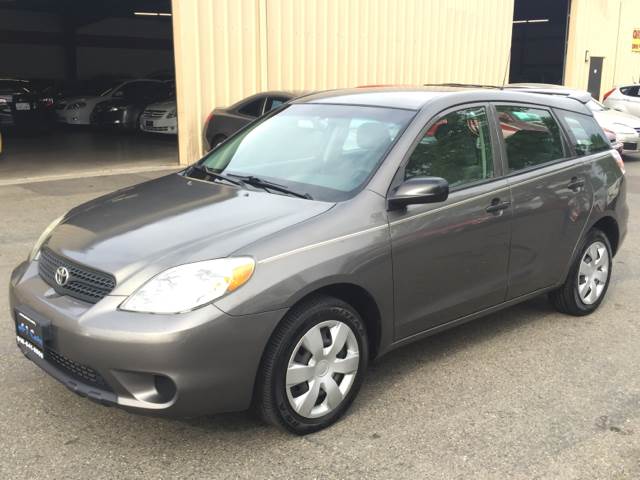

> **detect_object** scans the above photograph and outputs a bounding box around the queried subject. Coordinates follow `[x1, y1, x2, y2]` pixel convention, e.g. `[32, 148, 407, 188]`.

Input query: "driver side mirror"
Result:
[387, 177, 449, 210]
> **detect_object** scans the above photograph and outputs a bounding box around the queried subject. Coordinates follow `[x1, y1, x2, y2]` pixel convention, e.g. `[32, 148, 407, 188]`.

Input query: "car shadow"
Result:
[184, 294, 556, 432]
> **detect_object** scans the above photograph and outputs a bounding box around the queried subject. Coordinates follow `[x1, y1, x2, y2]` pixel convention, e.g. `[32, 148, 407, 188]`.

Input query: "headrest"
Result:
[356, 122, 391, 150]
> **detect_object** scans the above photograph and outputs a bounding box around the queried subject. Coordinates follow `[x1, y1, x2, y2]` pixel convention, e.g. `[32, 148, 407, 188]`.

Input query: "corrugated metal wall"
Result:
[172, 0, 515, 165]
[565, 0, 640, 98]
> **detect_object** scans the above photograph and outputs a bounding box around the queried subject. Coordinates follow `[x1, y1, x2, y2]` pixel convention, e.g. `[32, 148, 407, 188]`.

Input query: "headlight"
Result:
[167, 109, 177, 118]
[109, 106, 123, 112]
[68, 102, 87, 110]
[29, 215, 64, 261]
[120, 257, 255, 314]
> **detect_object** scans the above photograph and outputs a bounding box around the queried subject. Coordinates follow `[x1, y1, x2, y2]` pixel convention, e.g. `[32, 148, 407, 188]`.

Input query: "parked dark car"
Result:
[90, 81, 172, 131]
[0, 79, 46, 128]
[11, 87, 627, 434]
[202, 90, 305, 151]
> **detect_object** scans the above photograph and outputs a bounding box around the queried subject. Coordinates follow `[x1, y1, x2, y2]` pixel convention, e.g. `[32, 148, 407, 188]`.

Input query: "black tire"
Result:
[255, 295, 369, 435]
[549, 228, 613, 316]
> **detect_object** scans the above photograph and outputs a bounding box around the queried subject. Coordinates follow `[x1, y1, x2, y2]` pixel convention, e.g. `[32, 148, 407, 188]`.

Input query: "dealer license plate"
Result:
[15, 311, 47, 359]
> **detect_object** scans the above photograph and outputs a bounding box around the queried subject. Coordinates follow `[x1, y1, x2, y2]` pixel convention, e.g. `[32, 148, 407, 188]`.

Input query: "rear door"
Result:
[493, 103, 594, 299]
[389, 104, 512, 339]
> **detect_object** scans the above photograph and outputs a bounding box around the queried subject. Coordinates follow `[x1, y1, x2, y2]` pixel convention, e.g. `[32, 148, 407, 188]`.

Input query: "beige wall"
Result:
[565, 0, 640, 98]
[172, 0, 515, 165]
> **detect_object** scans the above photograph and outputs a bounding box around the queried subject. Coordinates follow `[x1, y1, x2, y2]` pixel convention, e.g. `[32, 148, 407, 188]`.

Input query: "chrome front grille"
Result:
[38, 247, 116, 304]
[142, 109, 166, 119]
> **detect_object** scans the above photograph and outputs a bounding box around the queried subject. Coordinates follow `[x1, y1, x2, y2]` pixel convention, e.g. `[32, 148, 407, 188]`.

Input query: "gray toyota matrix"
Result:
[10, 87, 628, 434]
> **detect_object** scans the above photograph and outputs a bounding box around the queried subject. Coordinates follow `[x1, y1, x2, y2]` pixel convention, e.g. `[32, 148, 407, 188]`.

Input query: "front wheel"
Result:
[549, 228, 613, 316]
[255, 295, 368, 435]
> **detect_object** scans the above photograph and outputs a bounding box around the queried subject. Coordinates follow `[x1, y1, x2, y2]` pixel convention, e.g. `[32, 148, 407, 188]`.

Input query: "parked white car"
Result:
[55, 79, 165, 125]
[507, 84, 640, 155]
[139, 99, 177, 135]
[603, 85, 640, 117]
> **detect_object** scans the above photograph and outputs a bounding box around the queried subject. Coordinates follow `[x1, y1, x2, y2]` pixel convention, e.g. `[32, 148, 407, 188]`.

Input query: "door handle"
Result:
[567, 177, 585, 192]
[486, 198, 511, 214]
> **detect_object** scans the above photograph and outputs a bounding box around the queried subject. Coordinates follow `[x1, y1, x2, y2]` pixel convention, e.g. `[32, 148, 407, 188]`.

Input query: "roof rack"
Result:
[423, 83, 501, 89]
[502, 85, 591, 104]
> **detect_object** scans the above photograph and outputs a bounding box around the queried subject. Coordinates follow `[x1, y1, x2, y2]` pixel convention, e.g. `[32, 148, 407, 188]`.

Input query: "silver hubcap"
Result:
[578, 241, 609, 305]
[286, 320, 360, 419]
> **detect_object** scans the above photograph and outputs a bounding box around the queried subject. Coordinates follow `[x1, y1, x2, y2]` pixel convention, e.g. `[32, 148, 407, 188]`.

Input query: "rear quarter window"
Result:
[620, 86, 639, 97]
[555, 110, 610, 156]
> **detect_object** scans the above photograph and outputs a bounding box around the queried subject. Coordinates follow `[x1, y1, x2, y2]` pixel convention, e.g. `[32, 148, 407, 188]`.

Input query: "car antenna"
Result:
[500, 48, 511, 90]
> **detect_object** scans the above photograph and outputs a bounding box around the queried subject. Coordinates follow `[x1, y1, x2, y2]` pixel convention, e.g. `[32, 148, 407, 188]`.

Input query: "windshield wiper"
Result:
[228, 174, 312, 200]
[191, 164, 244, 187]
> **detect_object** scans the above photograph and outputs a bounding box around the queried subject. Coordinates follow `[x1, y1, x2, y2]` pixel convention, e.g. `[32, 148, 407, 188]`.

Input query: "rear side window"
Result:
[404, 106, 494, 188]
[265, 97, 289, 112]
[238, 98, 264, 117]
[555, 110, 610, 156]
[496, 105, 564, 172]
[620, 86, 639, 97]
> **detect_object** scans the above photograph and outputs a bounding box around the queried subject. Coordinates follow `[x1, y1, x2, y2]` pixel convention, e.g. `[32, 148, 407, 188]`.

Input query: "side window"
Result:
[238, 98, 264, 117]
[555, 110, 610, 156]
[620, 86, 639, 97]
[404, 106, 494, 188]
[264, 97, 288, 113]
[496, 105, 564, 172]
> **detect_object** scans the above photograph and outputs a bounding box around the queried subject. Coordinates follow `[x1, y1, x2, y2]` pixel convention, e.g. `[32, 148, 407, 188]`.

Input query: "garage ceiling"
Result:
[0, 0, 172, 25]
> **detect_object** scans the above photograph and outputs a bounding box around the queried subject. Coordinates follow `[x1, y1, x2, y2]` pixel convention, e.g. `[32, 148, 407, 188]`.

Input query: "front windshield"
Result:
[586, 99, 606, 112]
[198, 103, 415, 201]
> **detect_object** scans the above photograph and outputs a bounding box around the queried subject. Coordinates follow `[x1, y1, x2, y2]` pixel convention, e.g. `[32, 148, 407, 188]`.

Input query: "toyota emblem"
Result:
[55, 266, 70, 286]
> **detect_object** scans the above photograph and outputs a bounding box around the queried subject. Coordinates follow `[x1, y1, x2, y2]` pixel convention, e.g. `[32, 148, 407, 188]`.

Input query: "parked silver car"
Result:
[139, 99, 177, 135]
[11, 87, 628, 434]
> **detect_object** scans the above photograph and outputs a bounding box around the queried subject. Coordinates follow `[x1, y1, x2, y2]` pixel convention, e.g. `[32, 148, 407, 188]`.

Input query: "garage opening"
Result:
[0, 0, 179, 184]
[509, 0, 571, 85]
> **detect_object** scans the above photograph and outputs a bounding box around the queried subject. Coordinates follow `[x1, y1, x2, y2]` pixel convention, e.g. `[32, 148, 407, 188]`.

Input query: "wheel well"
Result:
[592, 216, 620, 255]
[299, 283, 382, 359]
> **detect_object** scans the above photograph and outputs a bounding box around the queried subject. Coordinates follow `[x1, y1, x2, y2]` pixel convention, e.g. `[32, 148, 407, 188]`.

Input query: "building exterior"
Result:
[171, 0, 640, 166]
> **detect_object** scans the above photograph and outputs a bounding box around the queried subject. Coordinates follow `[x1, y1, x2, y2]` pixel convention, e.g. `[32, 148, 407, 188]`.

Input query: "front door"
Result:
[587, 57, 604, 100]
[389, 104, 511, 339]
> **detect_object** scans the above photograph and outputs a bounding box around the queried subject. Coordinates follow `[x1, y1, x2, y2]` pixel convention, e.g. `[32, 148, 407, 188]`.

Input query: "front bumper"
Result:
[615, 132, 640, 154]
[140, 116, 178, 135]
[10, 260, 285, 417]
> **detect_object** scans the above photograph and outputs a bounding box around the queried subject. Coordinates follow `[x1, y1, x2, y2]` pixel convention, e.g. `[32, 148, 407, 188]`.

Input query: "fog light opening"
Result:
[154, 374, 177, 403]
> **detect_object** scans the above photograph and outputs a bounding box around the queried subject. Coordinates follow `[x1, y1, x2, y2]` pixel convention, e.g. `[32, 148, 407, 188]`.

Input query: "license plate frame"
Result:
[15, 311, 49, 359]
[15, 102, 31, 111]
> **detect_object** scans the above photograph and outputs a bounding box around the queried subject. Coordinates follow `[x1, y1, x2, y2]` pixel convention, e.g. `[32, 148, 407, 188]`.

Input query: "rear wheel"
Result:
[549, 229, 612, 316]
[256, 295, 368, 435]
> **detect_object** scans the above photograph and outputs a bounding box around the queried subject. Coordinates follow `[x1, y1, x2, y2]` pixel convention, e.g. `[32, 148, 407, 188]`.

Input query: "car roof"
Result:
[293, 86, 592, 113]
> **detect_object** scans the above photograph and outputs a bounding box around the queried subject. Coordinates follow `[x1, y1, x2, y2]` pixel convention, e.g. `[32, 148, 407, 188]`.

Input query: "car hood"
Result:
[594, 109, 640, 130]
[45, 173, 334, 295]
[146, 99, 176, 111]
[58, 96, 104, 108]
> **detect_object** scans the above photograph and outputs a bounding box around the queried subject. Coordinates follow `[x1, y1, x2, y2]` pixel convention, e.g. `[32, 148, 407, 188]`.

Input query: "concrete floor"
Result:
[0, 128, 179, 184]
[1, 160, 640, 479]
